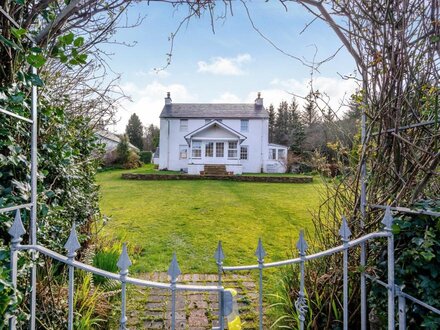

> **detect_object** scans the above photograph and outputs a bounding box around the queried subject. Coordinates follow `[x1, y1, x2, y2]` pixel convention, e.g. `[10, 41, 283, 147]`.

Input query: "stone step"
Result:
[203, 164, 228, 176]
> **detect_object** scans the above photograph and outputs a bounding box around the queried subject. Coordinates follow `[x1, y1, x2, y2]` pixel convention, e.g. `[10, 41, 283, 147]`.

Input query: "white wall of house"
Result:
[159, 118, 269, 173]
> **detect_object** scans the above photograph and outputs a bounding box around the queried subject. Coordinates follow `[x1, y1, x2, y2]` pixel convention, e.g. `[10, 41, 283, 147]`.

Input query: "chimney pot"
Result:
[165, 92, 172, 105]
[255, 92, 263, 107]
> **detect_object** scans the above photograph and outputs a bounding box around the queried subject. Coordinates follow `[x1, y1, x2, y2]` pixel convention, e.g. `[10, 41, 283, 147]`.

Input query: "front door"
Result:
[215, 142, 224, 159]
[203, 141, 225, 164]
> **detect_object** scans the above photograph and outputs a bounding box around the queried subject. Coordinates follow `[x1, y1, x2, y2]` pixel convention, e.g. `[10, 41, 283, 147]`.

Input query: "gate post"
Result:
[397, 286, 406, 330]
[8, 211, 26, 330]
[382, 206, 395, 330]
[117, 243, 132, 330]
[255, 238, 266, 330]
[339, 216, 352, 330]
[215, 241, 225, 329]
[64, 223, 81, 330]
[295, 230, 308, 330]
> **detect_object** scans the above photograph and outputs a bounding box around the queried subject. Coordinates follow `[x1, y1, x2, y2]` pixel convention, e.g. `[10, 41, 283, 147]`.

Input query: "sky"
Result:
[103, 1, 359, 133]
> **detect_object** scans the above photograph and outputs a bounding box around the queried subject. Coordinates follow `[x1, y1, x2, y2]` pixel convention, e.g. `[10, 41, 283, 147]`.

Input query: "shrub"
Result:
[116, 135, 130, 164]
[139, 151, 152, 164]
[0, 260, 22, 329]
[123, 150, 141, 169]
[368, 199, 440, 329]
[0, 87, 103, 327]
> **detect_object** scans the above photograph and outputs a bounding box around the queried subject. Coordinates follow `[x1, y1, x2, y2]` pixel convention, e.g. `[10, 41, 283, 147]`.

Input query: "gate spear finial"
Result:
[168, 252, 181, 282]
[9, 210, 26, 243]
[214, 241, 225, 264]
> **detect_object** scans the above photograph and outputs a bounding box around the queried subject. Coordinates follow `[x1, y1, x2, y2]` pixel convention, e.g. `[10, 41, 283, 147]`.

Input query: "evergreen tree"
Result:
[116, 134, 130, 164]
[301, 91, 320, 126]
[125, 113, 144, 150]
[287, 99, 305, 153]
[268, 104, 276, 143]
[144, 124, 160, 151]
[274, 101, 289, 145]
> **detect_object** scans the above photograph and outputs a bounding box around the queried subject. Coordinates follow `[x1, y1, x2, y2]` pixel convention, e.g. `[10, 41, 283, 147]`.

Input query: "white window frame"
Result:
[205, 142, 214, 158]
[228, 141, 238, 159]
[240, 145, 248, 160]
[179, 145, 188, 159]
[192, 141, 202, 158]
[180, 119, 188, 132]
[269, 148, 276, 160]
[278, 149, 286, 160]
[240, 119, 249, 132]
[216, 142, 224, 158]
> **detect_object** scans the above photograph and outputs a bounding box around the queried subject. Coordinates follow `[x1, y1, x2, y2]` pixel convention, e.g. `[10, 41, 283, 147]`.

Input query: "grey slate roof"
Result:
[159, 103, 269, 119]
[95, 129, 140, 152]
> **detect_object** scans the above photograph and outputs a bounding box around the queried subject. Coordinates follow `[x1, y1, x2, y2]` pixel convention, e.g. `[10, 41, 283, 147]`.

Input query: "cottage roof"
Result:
[159, 103, 269, 119]
[95, 130, 140, 152]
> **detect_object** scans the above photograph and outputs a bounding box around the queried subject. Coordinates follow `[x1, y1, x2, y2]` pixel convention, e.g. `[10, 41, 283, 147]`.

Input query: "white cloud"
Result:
[109, 81, 197, 133]
[252, 77, 359, 115]
[211, 92, 242, 103]
[197, 53, 252, 75]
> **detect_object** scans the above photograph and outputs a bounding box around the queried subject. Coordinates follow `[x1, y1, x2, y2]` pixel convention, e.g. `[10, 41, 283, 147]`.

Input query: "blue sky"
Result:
[104, 1, 358, 132]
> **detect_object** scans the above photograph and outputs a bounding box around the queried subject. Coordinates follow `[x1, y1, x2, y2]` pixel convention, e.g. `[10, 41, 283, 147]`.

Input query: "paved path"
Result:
[125, 272, 260, 329]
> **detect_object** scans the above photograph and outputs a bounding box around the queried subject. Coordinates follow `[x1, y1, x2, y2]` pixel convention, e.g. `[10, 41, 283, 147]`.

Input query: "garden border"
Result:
[121, 173, 313, 183]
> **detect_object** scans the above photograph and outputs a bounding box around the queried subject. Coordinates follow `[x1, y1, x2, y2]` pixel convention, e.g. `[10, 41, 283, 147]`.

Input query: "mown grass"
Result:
[97, 165, 322, 274]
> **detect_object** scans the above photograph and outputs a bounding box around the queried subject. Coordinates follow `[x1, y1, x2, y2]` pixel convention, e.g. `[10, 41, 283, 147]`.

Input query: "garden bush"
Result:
[368, 199, 440, 329]
[0, 86, 104, 327]
[139, 151, 152, 164]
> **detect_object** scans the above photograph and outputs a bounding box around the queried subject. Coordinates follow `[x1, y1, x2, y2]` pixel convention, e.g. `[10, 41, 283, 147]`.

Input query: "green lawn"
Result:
[97, 165, 322, 274]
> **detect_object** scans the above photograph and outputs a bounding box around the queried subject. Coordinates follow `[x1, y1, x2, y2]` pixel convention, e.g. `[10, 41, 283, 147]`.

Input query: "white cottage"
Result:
[158, 92, 287, 175]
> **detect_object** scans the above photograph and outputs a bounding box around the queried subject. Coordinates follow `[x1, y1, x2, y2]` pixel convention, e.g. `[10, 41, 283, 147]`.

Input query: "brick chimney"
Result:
[165, 92, 172, 105]
[255, 92, 263, 107]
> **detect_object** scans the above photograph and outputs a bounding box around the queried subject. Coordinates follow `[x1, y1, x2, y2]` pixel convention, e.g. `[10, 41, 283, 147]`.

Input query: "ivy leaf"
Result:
[10, 93, 24, 104]
[59, 53, 68, 63]
[77, 53, 87, 64]
[0, 35, 21, 51]
[62, 32, 74, 45]
[30, 47, 42, 53]
[26, 53, 46, 69]
[73, 37, 84, 47]
[26, 73, 44, 87]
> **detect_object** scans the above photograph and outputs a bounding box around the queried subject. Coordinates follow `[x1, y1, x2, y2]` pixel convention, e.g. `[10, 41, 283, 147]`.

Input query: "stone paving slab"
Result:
[125, 272, 260, 329]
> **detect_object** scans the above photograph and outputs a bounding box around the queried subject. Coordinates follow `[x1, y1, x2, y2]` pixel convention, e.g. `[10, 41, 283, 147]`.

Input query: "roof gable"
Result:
[184, 120, 247, 143]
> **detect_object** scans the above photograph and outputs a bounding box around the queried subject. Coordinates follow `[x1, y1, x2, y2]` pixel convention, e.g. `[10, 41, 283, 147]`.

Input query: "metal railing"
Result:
[7, 210, 228, 330]
[7, 205, 440, 329]
[217, 206, 440, 330]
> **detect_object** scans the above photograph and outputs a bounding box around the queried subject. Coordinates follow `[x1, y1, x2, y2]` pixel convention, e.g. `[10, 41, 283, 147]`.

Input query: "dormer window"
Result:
[240, 120, 249, 132]
[180, 119, 188, 132]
